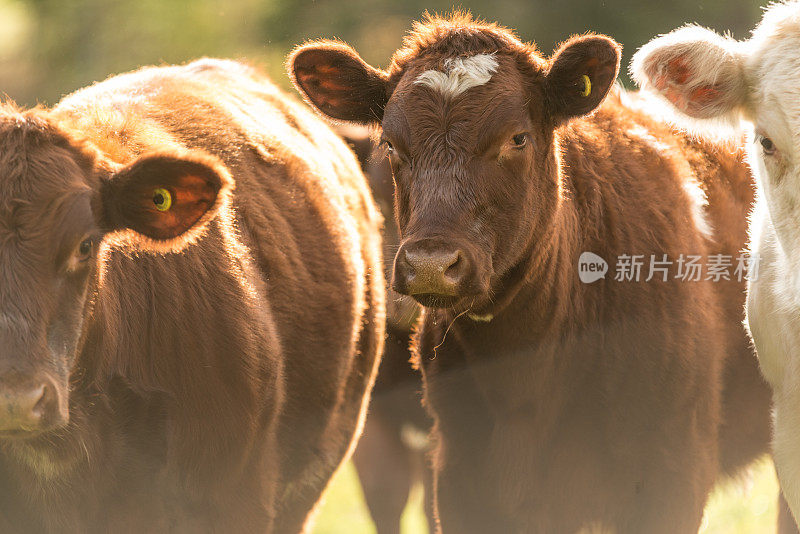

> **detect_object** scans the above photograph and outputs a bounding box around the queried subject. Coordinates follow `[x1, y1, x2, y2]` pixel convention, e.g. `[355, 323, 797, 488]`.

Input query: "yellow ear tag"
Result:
[581, 74, 592, 97]
[152, 188, 172, 212]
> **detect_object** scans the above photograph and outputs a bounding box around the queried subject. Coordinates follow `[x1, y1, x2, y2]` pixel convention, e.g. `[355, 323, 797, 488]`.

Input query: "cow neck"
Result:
[482, 205, 578, 332]
[459, 147, 581, 333]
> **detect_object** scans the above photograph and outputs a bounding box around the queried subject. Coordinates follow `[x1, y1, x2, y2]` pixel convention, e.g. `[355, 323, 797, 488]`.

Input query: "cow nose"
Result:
[0, 376, 66, 434]
[393, 240, 469, 298]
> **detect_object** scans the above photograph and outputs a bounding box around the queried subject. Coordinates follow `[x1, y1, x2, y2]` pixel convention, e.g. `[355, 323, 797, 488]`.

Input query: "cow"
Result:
[338, 125, 435, 534]
[632, 2, 800, 530]
[0, 58, 384, 533]
[288, 14, 775, 533]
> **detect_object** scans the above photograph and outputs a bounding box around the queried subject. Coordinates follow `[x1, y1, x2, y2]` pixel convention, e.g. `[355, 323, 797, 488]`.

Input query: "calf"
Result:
[633, 2, 800, 530]
[0, 58, 384, 533]
[289, 14, 772, 533]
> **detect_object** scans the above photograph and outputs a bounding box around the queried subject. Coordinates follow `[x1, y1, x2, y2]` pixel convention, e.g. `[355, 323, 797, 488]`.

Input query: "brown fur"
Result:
[0, 58, 384, 533]
[289, 14, 772, 533]
[339, 127, 435, 534]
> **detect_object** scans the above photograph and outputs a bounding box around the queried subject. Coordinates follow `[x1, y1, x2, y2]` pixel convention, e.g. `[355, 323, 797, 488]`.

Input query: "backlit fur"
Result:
[634, 2, 800, 528]
[289, 14, 773, 533]
[0, 59, 384, 533]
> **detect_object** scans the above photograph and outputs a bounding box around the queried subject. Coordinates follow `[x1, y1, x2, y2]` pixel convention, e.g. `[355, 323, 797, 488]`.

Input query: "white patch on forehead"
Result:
[414, 54, 499, 98]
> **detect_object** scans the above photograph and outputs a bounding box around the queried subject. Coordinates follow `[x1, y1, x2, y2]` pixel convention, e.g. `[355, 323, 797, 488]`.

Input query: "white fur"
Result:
[682, 179, 714, 241]
[634, 1, 800, 525]
[467, 312, 494, 322]
[625, 124, 673, 155]
[415, 54, 499, 98]
[631, 25, 748, 127]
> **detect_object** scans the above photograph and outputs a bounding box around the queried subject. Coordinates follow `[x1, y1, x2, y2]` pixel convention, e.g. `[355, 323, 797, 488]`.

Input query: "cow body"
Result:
[0, 59, 384, 533]
[410, 96, 767, 533]
[633, 3, 800, 528]
[289, 15, 771, 533]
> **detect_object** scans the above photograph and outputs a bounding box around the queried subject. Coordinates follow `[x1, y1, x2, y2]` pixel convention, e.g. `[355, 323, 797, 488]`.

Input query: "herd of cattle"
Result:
[2, 2, 800, 533]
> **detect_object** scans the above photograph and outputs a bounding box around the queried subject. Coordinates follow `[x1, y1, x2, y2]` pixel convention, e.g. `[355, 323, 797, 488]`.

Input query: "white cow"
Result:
[632, 1, 800, 526]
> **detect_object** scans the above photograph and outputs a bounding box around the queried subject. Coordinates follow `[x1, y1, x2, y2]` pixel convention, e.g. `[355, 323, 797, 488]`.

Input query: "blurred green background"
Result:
[0, 1, 780, 532]
[0, 0, 761, 107]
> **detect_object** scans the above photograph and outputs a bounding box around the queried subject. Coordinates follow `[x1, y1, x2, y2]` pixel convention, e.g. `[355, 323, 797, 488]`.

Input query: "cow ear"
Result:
[96, 152, 231, 246]
[631, 26, 747, 122]
[546, 35, 621, 122]
[288, 41, 389, 124]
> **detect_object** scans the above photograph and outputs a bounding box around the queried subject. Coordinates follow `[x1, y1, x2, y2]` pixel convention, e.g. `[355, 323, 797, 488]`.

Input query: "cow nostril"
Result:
[444, 253, 463, 281]
[32, 385, 50, 419]
[0, 378, 68, 434]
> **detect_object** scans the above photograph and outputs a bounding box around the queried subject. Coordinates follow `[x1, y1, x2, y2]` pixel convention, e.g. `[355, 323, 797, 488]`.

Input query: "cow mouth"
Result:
[0, 425, 84, 479]
[410, 293, 463, 309]
[0, 421, 67, 441]
[0, 429, 52, 442]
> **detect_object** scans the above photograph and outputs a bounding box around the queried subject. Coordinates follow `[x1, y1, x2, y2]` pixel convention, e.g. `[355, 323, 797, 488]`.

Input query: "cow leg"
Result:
[779, 490, 800, 534]
[353, 410, 411, 534]
[432, 438, 516, 534]
[717, 340, 772, 476]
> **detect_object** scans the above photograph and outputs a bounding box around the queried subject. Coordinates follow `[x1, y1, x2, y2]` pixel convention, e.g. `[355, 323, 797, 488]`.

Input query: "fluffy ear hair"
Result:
[95, 151, 232, 251]
[631, 26, 747, 123]
[288, 41, 389, 124]
[546, 35, 621, 122]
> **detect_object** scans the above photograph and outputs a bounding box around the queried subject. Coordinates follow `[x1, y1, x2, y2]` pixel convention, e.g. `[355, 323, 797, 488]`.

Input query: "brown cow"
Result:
[338, 125, 435, 534]
[0, 58, 384, 533]
[289, 14, 774, 533]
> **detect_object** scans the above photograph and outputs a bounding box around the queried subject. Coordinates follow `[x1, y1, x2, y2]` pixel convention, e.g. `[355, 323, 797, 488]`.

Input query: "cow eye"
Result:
[76, 238, 93, 262]
[512, 133, 528, 148]
[759, 136, 776, 155]
[381, 138, 395, 154]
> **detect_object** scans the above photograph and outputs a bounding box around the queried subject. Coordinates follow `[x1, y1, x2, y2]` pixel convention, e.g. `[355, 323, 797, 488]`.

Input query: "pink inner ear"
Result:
[663, 86, 689, 110]
[650, 55, 710, 113]
[689, 85, 720, 105]
[666, 58, 691, 84]
[315, 64, 340, 75]
[297, 68, 348, 109]
[651, 58, 690, 90]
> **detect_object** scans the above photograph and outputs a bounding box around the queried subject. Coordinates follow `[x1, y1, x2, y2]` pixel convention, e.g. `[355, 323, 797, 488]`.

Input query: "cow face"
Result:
[0, 107, 229, 437]
[632, 4, 800, 248]
[289, 24, 619, 311]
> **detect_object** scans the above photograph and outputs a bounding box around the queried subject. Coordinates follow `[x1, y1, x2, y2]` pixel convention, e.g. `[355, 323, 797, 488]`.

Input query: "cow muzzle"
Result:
[0, 371, 68, 436]
[393, 237, 488, 307]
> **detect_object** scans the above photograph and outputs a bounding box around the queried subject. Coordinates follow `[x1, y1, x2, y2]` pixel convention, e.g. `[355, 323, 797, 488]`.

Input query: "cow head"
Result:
[632, 3, 800, 247]
[289, 15, 619, 312]
[0, 105, 230, 438]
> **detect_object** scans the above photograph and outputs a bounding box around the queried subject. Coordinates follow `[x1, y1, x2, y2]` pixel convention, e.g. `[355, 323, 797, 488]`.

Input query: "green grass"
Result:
[311, 462, 429, 534]
[312, 458, 780, 533]
[701, 458, 779, 534]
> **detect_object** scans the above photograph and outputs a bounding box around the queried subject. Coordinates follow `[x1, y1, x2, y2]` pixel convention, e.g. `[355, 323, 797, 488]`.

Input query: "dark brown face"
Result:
[381, 56, 545, 309]
[289, 23, 620, 310]
[0, 109, 228, 438]
[0, 125, 98, 438]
